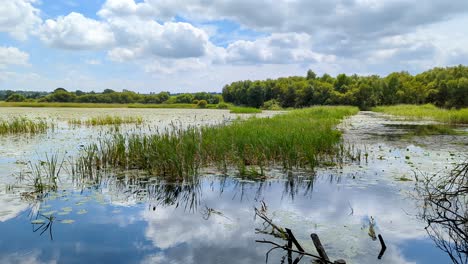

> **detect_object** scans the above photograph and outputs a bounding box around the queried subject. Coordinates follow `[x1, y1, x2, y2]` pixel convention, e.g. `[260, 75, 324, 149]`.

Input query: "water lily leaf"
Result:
[42, 210, 57, 216]
[60, 219, 75, 224]
[31, 219, 46, 224]
[77, 209, 88, 215]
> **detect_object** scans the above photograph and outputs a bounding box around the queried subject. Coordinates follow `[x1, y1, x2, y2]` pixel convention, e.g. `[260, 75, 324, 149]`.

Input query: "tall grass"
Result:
[0, 117, 52, 135]
[229, 106, 262, 114]
[372, 104, 468, 124]
[69, 115, 143, 126]
[74, 106, 358, 180]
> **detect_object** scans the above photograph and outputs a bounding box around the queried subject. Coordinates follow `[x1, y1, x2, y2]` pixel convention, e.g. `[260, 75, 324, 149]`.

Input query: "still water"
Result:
[0, 108, 466, 264]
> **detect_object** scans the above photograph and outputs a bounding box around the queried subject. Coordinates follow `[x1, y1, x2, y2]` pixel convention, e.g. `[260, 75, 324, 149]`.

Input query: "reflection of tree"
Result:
[415, 161, 467, 264]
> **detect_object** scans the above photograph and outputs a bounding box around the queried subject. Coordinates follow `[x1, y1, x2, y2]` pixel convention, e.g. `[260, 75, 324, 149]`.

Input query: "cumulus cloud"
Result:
[0, 47, 30, 68]
[0, 0, 41, 40]
[38, 12, 115, 50]
[107, 18, 210, 60]
[224, 33, 335, 64]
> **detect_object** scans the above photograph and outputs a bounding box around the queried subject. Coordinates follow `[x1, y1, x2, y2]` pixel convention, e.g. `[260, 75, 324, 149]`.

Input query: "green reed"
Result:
[372, 104, 468, 124]
[229, 106, 263, 114]
[69, 115, 143, 126]
[0, 117, 52, 135]
[74, 106, 358, 180]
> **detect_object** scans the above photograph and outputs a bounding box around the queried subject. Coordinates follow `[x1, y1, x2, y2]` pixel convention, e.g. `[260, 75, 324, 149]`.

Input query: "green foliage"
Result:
[372, 104, 468, 124]
[0, 117, 52, 135]
[75, 106, 358, 180]
[197, 100, 208, 108]
[262, 99, 282, 110]
[216, 102, 229, 109]
[6, 93, 26, 102]
[222, 65, 468, 109]
[69, 116, 143, 126]
[229, 106, 262, 114]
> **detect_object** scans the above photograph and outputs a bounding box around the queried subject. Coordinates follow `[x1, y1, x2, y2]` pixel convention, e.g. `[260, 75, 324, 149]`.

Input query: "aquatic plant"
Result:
[229, 106, 263, 114]
[26, 153, 65, 193]
[0, 117, 52, 135]
[372, 104, 468, 124]
[69, 115, 143, 126]
[0, 102, 218, 109]
[73, 106, 358, 180]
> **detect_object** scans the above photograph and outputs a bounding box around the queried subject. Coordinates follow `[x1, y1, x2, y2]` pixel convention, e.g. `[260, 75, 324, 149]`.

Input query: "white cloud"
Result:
[107, 18, 210, 60]
[0, 0, 41, 40]
[225, 33, 335, 64]
[0, 47, 30, 68]
[38, 12, 115, 50]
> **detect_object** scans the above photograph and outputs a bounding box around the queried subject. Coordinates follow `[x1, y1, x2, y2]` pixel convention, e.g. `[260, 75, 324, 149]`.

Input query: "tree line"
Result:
[1, 88, 221, 105]
[222, 65, 468, 109]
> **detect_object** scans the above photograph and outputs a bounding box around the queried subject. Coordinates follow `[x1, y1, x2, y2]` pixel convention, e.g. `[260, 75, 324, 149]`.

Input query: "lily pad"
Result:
[77, 209, 88, 215]
[60, 219, 75, 224]
[31, 219, 46, 224]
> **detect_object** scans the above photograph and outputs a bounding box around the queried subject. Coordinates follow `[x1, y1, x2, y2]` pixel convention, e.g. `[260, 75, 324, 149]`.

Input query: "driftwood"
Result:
[254, 206, 346, 264]
[377, 234, 387, 259]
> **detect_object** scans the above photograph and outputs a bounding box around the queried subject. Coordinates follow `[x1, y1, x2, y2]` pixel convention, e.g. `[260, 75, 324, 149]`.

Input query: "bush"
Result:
[262, 99, 282, 110]
[217, 102, 229, 109]
[197, 100, 208, 108]
[6, 93, 26, 102]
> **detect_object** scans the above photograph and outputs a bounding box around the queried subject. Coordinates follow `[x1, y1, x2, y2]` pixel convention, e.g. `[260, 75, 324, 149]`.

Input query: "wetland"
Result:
[0, 107, 467, 264]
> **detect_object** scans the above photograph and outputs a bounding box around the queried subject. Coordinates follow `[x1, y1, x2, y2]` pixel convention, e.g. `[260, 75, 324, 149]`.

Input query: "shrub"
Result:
[197, 100, 208, 108]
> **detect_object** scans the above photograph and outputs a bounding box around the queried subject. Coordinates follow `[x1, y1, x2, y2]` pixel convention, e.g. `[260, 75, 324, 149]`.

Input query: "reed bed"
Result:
[0, 117, 52, 135]
[0, 102, 218, 109]
[372, 104, 468, 124]
[229, 106, 263, 114]
[73, 106, 358, 180]
[69, 116, 143, 126]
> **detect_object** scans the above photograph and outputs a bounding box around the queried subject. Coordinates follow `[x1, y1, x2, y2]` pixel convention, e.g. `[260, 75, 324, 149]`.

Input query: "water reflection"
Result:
[415, 161, 468, 264]
[0, 110, 466, 263]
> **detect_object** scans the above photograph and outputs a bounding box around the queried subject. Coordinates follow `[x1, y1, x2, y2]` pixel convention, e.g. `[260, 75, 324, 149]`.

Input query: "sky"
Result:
[0, 0, 468, 93]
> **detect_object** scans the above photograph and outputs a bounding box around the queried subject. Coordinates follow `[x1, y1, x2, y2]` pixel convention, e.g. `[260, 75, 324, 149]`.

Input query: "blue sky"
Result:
[1, 0, 468, 93]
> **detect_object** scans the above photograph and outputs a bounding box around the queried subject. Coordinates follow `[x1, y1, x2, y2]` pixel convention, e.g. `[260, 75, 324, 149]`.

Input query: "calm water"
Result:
[0, 108, 466, 264]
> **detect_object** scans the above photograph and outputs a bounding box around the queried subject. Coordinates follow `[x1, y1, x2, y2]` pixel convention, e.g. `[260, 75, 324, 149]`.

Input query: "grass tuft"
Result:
[229, 106, 262, 114]
[0, 117, 52, 135]
[372, 104, 468, 124]
[69, 115, 143, 126]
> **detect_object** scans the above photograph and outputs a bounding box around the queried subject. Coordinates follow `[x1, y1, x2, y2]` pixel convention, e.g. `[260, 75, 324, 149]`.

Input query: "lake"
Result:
[0, 108, 466, 264]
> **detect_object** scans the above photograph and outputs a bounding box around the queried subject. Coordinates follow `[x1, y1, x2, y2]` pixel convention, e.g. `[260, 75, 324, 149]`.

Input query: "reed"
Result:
[229, 106, 262, 114]
[0, 117, 52, 135]
[0, 101, 218, 109]
[69, 116, 143, 126]
[74, 106, 358, 180]
[372, 104, 468, 124]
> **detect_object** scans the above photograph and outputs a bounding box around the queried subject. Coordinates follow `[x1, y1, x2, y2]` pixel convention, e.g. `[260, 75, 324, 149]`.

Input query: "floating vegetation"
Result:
[372, 104, 468, 124]
[0, 117, 52, 135]
[72, 106, 358, 180]
[60, 219, 75, 224]
[384, 124, 461, 136]
[77, 209, 88, 215]
[69, 115, 143, 126]
[229, 106, 262, 114]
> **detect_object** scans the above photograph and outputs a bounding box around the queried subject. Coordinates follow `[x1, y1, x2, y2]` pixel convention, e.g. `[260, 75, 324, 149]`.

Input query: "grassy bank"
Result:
[0, 117, 52, 135]
[0, 101, 218, 109]
[372, 104, 468, 124]
[74, 106, 358, 180]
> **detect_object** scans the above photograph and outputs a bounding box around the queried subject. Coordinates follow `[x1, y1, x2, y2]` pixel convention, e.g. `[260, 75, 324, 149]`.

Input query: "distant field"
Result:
[0, 101, 218, 109]
[372, 104, 468, 124]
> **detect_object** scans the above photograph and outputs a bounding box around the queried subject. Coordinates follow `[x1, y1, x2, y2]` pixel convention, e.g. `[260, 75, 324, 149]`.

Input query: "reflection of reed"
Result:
[415, 161, 467, 264]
